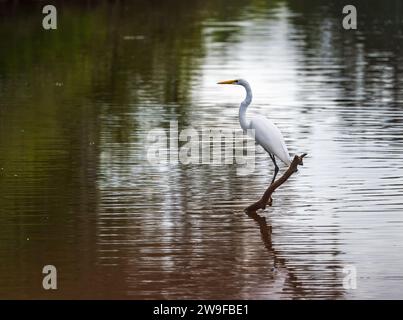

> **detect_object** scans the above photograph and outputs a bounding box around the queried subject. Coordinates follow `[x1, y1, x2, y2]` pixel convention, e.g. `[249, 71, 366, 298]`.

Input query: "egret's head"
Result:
[217, 78, 252, 100]
[217, 79, 240, 85]
[217, 79, 250, 87]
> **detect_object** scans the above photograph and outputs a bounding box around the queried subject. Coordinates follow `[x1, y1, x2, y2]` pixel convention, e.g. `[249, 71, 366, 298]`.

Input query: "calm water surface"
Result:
[1, 0, 403, 299]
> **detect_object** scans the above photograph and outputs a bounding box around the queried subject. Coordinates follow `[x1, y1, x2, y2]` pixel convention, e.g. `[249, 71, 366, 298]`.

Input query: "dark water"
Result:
[1, 0, 403, 299]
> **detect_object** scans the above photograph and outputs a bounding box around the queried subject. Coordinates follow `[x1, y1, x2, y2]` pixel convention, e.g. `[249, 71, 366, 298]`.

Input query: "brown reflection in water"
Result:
[246, 211, 305, 298]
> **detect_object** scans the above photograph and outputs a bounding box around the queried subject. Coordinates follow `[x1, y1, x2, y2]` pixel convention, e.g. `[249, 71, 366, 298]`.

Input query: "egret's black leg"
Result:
[269, 153, 279, 185]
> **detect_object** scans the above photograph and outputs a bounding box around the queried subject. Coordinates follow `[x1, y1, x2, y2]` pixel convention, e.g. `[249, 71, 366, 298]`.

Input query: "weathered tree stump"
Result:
[245, 153, 307, 213]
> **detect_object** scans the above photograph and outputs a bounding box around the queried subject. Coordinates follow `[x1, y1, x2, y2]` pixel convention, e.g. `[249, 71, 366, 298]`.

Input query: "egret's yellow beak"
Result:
[217, 79, 237, 85]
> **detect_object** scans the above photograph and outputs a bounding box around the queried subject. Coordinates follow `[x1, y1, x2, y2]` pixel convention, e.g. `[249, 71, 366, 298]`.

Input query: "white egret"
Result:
[218, 79, 291, 184]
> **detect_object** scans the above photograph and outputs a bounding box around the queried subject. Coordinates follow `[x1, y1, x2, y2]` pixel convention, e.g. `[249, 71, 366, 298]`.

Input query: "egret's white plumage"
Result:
[249, 115, 291, 166]
[218, 78, 291, 182]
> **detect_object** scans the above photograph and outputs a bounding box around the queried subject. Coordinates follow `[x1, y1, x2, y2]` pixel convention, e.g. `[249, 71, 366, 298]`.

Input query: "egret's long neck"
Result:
[239, 82, 252, 131]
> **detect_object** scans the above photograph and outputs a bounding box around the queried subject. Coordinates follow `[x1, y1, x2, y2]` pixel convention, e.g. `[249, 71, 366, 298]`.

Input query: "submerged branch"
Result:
[245, 153, 307, 213]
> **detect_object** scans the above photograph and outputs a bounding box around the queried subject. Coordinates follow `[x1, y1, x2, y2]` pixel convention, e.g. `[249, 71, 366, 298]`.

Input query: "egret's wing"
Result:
[250, 115, 291, 165]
